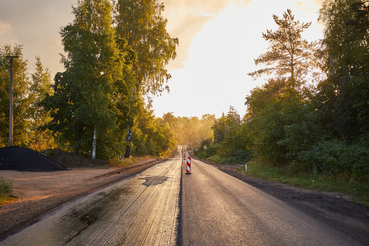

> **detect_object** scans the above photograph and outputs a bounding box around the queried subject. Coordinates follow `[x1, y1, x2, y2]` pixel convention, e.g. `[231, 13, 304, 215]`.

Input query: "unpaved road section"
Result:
[0, 160, 161, 240]
[1, 158, 181, 245]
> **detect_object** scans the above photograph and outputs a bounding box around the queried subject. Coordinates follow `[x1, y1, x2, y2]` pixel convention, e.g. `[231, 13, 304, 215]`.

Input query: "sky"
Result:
[0, 0, 324, 119]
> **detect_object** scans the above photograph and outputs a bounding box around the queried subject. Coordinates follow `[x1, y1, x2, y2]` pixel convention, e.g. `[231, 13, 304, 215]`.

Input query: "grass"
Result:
[238, 159, 369, 207]
[108, 155, 158, 168]
[0, 177, 17, 206]
[108, 156, 137, 167]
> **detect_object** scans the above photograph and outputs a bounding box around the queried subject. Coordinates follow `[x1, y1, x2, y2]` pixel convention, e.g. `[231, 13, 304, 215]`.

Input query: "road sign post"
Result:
[186, 156, 191, 174]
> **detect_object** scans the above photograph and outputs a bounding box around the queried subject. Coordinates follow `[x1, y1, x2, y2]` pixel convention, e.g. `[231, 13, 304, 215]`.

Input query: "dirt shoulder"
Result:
[0, 159, 162, 240]
[214, 164, 369, 245]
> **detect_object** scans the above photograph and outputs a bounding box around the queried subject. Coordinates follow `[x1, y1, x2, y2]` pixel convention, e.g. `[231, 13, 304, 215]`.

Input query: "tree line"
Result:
[196, 0, 369, 183]
[0, 0, 179, 159]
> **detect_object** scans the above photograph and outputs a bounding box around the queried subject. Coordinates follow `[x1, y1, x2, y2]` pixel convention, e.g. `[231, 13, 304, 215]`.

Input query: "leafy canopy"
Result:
[115, 0, 179, 95]
[41, 0, 127, 157]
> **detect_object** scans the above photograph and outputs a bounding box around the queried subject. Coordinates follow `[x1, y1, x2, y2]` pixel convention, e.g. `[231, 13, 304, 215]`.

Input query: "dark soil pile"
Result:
[50, 149, 109, 168]
[0, 147, 67, 172]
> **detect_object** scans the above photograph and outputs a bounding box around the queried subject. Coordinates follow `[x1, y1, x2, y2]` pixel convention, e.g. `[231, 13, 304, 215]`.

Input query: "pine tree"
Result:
[29, 56, 55, 151]
[248, 9, 313, 87]
[0, 44, 32, 147]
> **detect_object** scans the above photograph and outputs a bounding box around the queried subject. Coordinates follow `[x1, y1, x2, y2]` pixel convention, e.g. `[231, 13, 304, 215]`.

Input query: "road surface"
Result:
[181, 155, 365, 245]
[1, 147, 365, 245]
[1, 155, 181, 245]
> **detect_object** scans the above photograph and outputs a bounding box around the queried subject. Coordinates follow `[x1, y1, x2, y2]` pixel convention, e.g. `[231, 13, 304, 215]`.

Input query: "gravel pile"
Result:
[0, 146, 67, 172]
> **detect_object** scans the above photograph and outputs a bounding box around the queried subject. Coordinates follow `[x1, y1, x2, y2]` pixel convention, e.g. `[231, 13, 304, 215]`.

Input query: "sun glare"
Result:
[153, 0, 324, 118]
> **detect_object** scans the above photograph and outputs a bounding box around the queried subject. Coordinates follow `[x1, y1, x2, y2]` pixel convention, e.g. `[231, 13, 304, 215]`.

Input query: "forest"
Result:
[195, 0, 369, 184]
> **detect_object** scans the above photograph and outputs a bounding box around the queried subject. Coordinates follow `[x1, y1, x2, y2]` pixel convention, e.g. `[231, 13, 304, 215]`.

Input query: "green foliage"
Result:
[245, 79, 322, 165]
[220, 149, 253, 164]
[44, 149, 52, 157]
[318, 0, 369, 140]
[249, 101, 287, 164]
[0, 44, 32, 147]
[293, 140, 369, 182]
[211, 107, 253, 164]
[245, 78, 287, 118]
[195, 113, 254, 164]
[158, 113, 215, 146]
[41, 0, 130, 158]
[194, 6, 368, 190]
[115, 0, 178, 157]
[0, 1, 179, 161]
[195, 142, 220, 160]
[131, 101, 176, 157]
[29, 56, 56, 151]
[236, 5, 369, 189]
[0, 177, 14, 205]
[212, 114, 227, 144]
[115, 0, 179, 95]
[278, 94, 324, 158]
[348, 0, 369, 34]
[239, 160, 369, 206]
[206, 154, 223, 164]
[239, 159, 295, 182]
[0, 177, 12, 196]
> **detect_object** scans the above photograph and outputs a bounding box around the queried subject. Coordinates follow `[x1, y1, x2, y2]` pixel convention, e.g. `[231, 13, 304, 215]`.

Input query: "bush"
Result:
[293, 140, 369, 181]
[221, 149, 253, 164]
[194, 141, 220, 160]
[207, 154, 223, 163]
[0, 177, 12, 196]
[0, 177, 13, 204]
[44, 149, 52, 157]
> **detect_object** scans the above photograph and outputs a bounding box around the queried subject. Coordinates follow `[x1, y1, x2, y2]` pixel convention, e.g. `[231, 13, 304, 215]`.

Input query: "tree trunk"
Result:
[124, 129, 132, 158]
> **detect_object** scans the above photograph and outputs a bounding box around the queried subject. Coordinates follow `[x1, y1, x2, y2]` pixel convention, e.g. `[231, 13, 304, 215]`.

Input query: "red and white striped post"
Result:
[186, 156, 191, 174]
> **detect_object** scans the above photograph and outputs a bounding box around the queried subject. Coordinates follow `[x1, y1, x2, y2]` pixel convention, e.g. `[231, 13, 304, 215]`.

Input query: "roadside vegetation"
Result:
[0, 177, 16, 205]
[238, 160, 369, 206]
[193, 1, 369, 205]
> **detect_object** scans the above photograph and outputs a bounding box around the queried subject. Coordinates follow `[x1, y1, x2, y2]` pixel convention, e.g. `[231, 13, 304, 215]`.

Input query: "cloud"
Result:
[0, 20, 17, 44]
[0, 0, 77, 74]
[0, 0, 234, 72]
[0, 0, 324, 89]
[162, 0, 250, 70]
[152, 0, 324, 118]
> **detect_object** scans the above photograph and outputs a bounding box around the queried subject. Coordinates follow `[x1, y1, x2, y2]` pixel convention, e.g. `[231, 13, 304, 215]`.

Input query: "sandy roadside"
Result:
[0, 168, 118, 202]
[0, 159, 160, 240]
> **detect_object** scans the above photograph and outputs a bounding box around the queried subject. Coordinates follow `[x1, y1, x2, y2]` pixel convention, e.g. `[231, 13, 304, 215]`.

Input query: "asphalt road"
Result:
[2, 147, 366, 245]
[181, 155, 365, 245]
[1, 156, 181, 245]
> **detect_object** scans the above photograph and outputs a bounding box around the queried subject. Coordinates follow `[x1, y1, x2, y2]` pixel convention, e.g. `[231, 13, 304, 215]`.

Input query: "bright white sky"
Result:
[0, 0, 324, 118]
